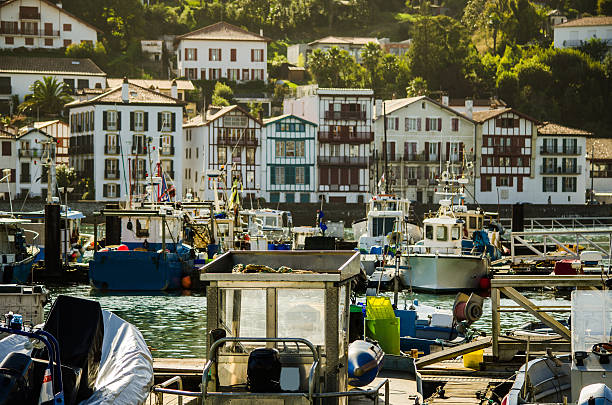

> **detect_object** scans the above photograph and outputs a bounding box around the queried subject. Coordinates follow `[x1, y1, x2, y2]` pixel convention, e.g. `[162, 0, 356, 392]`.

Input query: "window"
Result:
[230, 48, 236, 61]
[252, 49, 264, 62]
[185, 68, 197, 80]
[63, 39, 71, 47]
[77, 79, 88, 89]
[105, 159, 119, 179]
[426, 117, 440, 131]
[209, 48, 222, 61]
[44, 38, 53, 46]
[105, 134, 118, 154]
[208, 68, 221, 80]
[286, 141, 295, 157]
[185, 48, 197, 61]
[451, 118, 459, 131]
[25, 38, 34, 46]
[1, 141, 11, 156]
[160, 112, 172, 131]
[228, 69, 240, 81]
[133, 111, 145, 131]
[562, 177, 577, 192]
[218, 147, 226, 163]
[429, 142, 438, 160]
[242, 69, 250, 81]
[5, 37, 14, 45]
[274, 166, 285, 184]
[436, 226, 447, 241]
[386, 117, 399, 130]
[296, 141, 305, 157]
[425, 225, 433, 239]
[160, 134, 173, 155]
[232, 147, 241, 162]
[405, 117, 419, 131]
[275, 141, 285, 157]
[481, 176, 492, 192]
[498, 176, 510, 187]
[296, 167, 305, 184]
[132, 134, 145, 154]
[106, 110, 118, 131]
[451, 225, 460, 240]
[496, 117, 518, 128]
[252, 69, 264, 80]
[246, 147, 255, 164]
[542, 177, 557, 192]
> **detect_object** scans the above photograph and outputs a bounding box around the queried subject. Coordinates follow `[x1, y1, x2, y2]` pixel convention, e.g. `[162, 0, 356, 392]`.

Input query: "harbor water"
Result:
[46, 284, 571, 358]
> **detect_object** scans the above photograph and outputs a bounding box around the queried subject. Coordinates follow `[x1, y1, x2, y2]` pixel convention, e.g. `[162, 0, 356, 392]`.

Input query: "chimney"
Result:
[170, 79, 178, 99]
[56, 1, 62, 8]
[465, 98, 473, 119]
[121, 76, 129, 103]
[375, 99, 383, 119]
[260, 29, 264, 37]
[442, 95, 449, 106]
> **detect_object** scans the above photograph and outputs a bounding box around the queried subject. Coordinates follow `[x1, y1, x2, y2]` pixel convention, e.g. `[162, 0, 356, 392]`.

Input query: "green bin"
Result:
[365, 317, 400, 355]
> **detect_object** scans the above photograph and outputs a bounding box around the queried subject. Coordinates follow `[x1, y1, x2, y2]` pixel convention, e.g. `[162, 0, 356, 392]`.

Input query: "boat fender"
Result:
[347, 340, 384, 387]
[181, 276, 192, 289]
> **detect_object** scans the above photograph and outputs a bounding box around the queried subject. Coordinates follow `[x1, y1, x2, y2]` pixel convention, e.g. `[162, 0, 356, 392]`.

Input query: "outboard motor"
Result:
[453, 293, 484, 325]
[0, 352, 36, 404]
[247, 348, 282, 392]
[347, 340, 384, 387]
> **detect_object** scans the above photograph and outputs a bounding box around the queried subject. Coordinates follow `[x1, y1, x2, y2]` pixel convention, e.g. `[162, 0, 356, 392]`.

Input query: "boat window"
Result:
[477, 217, 483, 229]
[265, 217, 277, 227]
[136, 219, 149, 238]
[469, 217, 477, 230]
[372, 217, 396, 237]
[436, 226, 448, 241]
[451, 225, 460, 240]
[277, 289, 325, 347]
[219, 288, 266, 348]
[425, 225, 433, 240]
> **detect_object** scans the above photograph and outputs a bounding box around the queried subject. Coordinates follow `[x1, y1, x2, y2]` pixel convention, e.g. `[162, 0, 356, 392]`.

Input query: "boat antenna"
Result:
[383, 101, 388, 194]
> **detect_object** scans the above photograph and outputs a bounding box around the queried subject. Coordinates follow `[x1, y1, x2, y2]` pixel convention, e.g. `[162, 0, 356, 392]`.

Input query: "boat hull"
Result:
[0, 251, 38, 284]
[398, 254, 488, 293]
[89, 248, 193, 291]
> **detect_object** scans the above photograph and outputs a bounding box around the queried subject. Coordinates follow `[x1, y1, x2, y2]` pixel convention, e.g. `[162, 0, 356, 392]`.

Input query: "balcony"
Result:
[217, 135, 259, 147]
[318, 131, 374, 144]
[19, 9, 40, 19]
[105, 171, 119, 180]
[20, 174, 31, 183]
[69, 144, 93, 154]
[540, 165, 582, 175]
[0, 27, 59, 36]
[104, 145, 120, 155]
[540, 146, 582, 155]
[323, 111, 366, 120]
[0, 85, 11, 95]
[490, 146, 523, 155]
[18, 149, 42, 158]
[160, 146, 175, 156]
[131, 145, 146, 155]
[318, 156, 368, 167]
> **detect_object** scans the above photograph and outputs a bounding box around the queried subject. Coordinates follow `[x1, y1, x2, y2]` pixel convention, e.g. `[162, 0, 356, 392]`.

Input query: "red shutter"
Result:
[514, 118, 519, 127]
[481, 176, 487, 192]
[330, 168, 339, 184]
[424, 142, 429, 160]
[509, 176, 514, 187]
[251, 69, 255, 80]
[438, 118, 442, 131]
[231, 48, 236, 61]
[404, 142, 409, 156]
[350, 168, 359, 185]
[445, 142, 450, 161]
[417, 118, 421, 131]
[219, 48, 222, 61]
[437, 142, 440, 158]
[184, 48, 188, 60]
[425, 118, 429, 131]
[209, 48, 212, 60]
[495, 118, 501, 127]
[517, 176, 523, 192]
[395, 117, 399, 130]
[194, 48, 197, 60]
[251, 49, 254, 61]
[459, 142, 464, 161]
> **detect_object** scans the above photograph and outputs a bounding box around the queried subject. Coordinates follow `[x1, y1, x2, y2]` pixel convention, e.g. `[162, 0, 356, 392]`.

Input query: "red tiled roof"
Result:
[177, 22, 270, 42]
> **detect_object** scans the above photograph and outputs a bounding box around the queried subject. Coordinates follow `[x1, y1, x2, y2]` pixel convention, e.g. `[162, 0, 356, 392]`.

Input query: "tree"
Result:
[579, 38, 609, 62]
[406, 77, 429, 96]
[248, 101, 263, 117]
[308, 47, 365, 88]
[361, 42, 384, 89]
[212, 82, 234, 106]
[18, 77, 73, 118]
[56, 164, 76, 189]
[598, 0, 612, 14]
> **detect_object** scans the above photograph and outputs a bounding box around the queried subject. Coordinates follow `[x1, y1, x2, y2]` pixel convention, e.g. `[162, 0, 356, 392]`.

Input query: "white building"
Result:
[141, 40, 163, 61]
[0, 56, 106, 112]
[65, 80, 185, 201]
[0, 126, 17, 200]
[29, 120, 69, 164]
[0, 0, 100, 49]
[372, 96, 476, 204]
[284, 86, 374, 203]
[553, 16, 612, 49]
[183, 105, 263, 201]
[175, 21, 270, 82]
[15, 127, 56, 199]
[587, 137, 612, 203]
[262, 114, 318, 203]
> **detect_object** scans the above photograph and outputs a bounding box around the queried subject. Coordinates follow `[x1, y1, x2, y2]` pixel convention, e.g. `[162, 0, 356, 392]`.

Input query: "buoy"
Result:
[479, 277, 491, 290]
[347, 340, 384, 387]
[117, 244, 129, 251]
[99, 247, 109, 252]
[181, 275, 192, 289]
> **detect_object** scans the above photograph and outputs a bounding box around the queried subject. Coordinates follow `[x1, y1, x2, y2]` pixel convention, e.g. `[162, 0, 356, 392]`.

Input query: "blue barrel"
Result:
[347, 340, 384, 387]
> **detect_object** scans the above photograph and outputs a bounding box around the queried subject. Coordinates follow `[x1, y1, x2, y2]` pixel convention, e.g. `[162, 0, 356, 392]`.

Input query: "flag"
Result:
[159, 174, 175, 202]
[38, 366, 53, 404]
[377, 173, 385, 190]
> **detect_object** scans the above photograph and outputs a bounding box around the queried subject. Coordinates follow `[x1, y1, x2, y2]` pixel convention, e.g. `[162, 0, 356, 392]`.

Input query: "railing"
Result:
[104, 171, 119, 180]
[540, 146, 582, 155]
[217, 135, 259, 146]
[69, 144, 93, 154]
[539, 165, 581, 174]
[19, 174, 30, 183]
[563, 39, 583, 47]
[104, 145, 120, 154]
[0, 27, 59, 36]
[0, 85, 11, 95]
[323, 110, 366, 120]
[131, 146, 146, 155]
[317, 131, 373, 144]
[159, 146, 175, 156]
[19, 10, 41, 19]
[318, 156, 368, 166]
[18, 149, 42, 158]
[491, 146, 522, 155]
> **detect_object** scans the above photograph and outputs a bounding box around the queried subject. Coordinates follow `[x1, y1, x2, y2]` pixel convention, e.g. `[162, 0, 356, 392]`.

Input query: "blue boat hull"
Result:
[1, 254, 36, 284]
[89, 248, 193, 291]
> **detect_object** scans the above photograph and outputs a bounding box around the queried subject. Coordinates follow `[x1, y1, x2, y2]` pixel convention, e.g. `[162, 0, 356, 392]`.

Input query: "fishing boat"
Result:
[89, 206, 194, 291]
[505, 289, 612, 405]
[152, 250, 423, 404]
[0, 294, 153, 405]
[0, 217, 40, 283]
[240, 208, 293, 249]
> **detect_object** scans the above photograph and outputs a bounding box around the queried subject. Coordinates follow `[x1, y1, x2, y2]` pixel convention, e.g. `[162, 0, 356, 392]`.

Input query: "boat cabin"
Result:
[0, 218, 31, 265]
[241, 209, 292, 237]
[365, 195, 411, 217]
[200, 250, 360, 404]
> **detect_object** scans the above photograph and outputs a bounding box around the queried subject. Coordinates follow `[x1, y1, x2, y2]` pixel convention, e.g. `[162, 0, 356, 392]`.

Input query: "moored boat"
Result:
[0, 217, 40, 284]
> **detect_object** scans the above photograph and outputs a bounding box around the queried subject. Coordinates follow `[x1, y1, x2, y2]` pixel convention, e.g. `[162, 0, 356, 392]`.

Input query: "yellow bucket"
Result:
[463, 349, 484, 369]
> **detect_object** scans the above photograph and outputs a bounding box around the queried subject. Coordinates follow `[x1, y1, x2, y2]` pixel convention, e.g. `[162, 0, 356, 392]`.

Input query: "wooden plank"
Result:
[491, 275, 604, 288]
[415, 337, 492, 368]
[153, 358, 206, 374]
[500, 287, 571, 341]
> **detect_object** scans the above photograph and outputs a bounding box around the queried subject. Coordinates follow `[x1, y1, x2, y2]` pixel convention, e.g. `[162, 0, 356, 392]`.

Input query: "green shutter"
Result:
[304, 166, 310, 184]
[270, 167, 276, 185]
[285, 166, 295, 185]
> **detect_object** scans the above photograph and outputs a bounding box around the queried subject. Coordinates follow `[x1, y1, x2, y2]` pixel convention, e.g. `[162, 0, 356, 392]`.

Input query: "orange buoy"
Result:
[479, 277, 491, 290]
[181, 275, 192, 289]
[117, 244, 129, 251]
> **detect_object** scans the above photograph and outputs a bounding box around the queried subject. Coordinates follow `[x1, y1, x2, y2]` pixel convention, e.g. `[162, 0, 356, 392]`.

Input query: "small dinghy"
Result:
[0, 295, 153, 405]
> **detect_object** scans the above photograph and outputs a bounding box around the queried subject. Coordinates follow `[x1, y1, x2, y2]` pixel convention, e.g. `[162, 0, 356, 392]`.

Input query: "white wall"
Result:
[0, 137, 16, 198]
[176, 38, 268, 82]
[181, 123, 208, 199]
[554, 24, 612, 48]
[4, 72, 106, 104]
[15, 130, 55, 198]
[283, 95, 319, 123]
[0, 0, 98, 49]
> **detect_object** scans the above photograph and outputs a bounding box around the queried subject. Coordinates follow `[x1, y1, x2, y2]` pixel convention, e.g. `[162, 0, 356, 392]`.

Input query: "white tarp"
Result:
[0, 310, 153, 405]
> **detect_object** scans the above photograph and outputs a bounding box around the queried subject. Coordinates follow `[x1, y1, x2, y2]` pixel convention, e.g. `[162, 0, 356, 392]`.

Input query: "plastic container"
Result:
[463, 349, 484, 369]
[365, 317, 400, 355]
[366, 296, 395, 320]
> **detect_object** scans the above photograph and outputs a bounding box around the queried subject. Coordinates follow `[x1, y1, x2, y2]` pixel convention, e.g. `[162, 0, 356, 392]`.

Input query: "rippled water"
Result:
[46, 284, 571, 358]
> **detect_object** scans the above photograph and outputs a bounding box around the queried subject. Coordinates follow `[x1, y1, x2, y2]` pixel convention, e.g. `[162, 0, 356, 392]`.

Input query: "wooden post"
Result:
[161, 215, 166, 260]
[491, 286, 500, 359]
[93, 214, 98, 252]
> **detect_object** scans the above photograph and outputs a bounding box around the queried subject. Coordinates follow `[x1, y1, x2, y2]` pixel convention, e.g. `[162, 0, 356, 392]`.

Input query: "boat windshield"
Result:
[265, 217, 278, 227]
[571, 290, 612, 353]
[372, 217, 396, 237]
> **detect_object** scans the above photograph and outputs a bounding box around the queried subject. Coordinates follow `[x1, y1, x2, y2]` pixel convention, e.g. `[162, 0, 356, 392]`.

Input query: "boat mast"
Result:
[383, 101, 388, 194]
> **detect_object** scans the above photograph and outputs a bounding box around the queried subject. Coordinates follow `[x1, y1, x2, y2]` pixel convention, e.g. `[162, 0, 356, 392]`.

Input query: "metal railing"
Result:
[318, 156, 368, 166]
[540, 146, 582, 155]
[104, 171, 119, 180]
[499, 216, 612, 233]
[539, 165, 581, 174]
[0, 27, 59, 36]
[18, 149, 42, 158]
[19, 174, 31, 183]
[324, 110, 367, 120]
[318, 131, 373, 143]
[104, 145, 120, 154]
[159, 146, 175, 156]
[217, 135, 259, 146]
